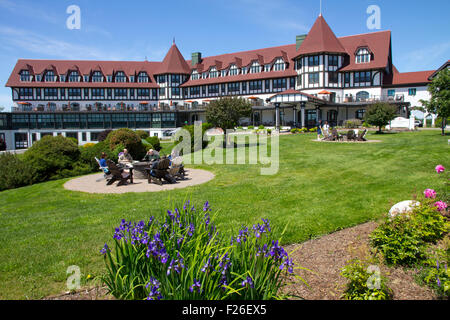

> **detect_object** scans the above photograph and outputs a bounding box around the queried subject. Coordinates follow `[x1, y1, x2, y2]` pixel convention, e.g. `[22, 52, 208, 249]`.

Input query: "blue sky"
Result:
[0, 0, 449, 110]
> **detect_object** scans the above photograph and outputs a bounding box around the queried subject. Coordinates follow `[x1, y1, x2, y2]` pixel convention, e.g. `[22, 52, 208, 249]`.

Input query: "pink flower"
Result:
[424, 189, 437, 199]
[434, 201, 448, 212]
[435, 165, 445, 174]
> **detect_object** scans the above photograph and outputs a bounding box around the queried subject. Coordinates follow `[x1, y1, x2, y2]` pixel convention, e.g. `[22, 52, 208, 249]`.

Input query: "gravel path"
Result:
[63, 169, 215, 194]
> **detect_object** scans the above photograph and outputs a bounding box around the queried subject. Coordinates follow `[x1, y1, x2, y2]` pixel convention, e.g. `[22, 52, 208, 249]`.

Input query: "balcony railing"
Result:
[326, 94, 406, 104]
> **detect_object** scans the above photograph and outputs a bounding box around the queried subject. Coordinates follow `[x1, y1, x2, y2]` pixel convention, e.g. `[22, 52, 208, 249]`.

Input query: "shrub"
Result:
[79, 140, 124, 172]
[97, 130, 113, 142]
[135, 130, 150, 140]
[100, 201, 301, 300]
[105, 128, 146, 160]
[309, 127, 317, 132]
[145, 136, 161, 152]
[267, 129, 272, 135]
[175, 122, 213, 153]
[83, 143, 96, 148]
[248, 125, 254, 129]
[341, 258, 392, 300]
[344, 119, 362, 128]
[299, 127, 308, 133]
[370, 204, 449, 266]
[290, 128, 297, 134]
[23, 135, 82, 182]
[258, 125, 265, 130]
[0, 153, 36, 191]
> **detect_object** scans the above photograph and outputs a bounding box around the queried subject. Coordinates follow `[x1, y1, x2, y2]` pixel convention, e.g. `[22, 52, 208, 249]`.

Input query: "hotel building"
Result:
[1, 15, 441, 150]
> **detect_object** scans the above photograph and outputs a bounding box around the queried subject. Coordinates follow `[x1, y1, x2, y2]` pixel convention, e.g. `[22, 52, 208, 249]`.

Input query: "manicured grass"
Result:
[0, 130, 448, 299]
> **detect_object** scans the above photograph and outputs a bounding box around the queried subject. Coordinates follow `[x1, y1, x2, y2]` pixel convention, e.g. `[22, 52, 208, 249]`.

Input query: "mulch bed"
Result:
[44, 221, 437, 300]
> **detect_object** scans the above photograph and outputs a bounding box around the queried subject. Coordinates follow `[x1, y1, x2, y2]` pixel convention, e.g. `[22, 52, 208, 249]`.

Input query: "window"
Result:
[356, 91, 370, 101]
[273, 58, 285, 71]
[264, 64, 271, 72]
[107, 75, 112, 82]
[60, 75, 66, 82]
[92, 71, 103, 82]
[44, 88, 58, 98]
[272, 78, 287, 90]
[68, 71, 79, 82]
[221, 70, 227, 77]
[265, 80, 270, 92]
[60, 88, 66, 98]
[191, 70, 200, 80]
[289, 77, 296, 88]
[137, 89, 150, 97]
[356, 48, 371, 63]
[19, 88, 33, 99]
[171, 87, 180, 96]
[208, 84, 219, 94]
[20, 70, 31, 82]
[344, 73, 350, 84]
[15, 133, 28, 149]
[209, 68, 218, 78]
[328, 55, 338, 67]
[171, 74, 180, 84]
[44, 70, 56, 82]
[242, 82, 247, 93]
[408, 88, 417, 96]
[115, 71, 127, 83]
[295, 59, 302, 70]
[328, 72, 338, 84]
[92, 88, 104, 98]
[229, 65, 238, 76]
[250, 62, 261, 73]
[159, 88, 165, 96]
[355, 109, 366, 120]
[114, 89, 127, 98]
[308, 55, 320, 66]
[138, 72, 149, 83]
[308, 73, 319, 84]
[190, 86, 200, 96]
[129, 76, 135, 82]
[83, 75, 89, 82]
[249, 80, 262, 91]
[354, 71, 371, 83]
[227, 82, 240, 93]
[68, 88, 81, 98]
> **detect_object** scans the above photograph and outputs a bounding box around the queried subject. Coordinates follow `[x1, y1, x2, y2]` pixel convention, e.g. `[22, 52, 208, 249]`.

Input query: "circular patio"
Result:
[64, 169, 215, 194]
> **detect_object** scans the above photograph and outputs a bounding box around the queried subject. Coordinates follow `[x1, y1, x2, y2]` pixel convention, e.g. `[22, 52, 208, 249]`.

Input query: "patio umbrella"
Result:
[318, 90, 331, 94]
[17, 102, 31, 105]
[248, 96, 258, 100]
[139, 101, 148, 104]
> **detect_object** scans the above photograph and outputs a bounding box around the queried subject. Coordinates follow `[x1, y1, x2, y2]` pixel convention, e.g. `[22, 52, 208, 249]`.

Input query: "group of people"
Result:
[99, 148, 161, 173]
[316, 120, 330, 140]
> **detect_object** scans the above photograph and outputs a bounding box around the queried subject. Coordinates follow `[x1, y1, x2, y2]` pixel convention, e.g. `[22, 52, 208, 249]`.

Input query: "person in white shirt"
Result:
[323, 121, 330, 137]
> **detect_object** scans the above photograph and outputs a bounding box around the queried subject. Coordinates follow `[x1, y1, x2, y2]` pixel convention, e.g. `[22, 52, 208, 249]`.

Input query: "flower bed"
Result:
[100, 201, 301, 300]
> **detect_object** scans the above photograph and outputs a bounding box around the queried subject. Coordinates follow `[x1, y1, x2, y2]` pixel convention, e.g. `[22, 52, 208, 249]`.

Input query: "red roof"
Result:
[384, 70, 435, 86]
[338, 31, 392, 71]
[154, 43, 191, 75]
[294, 15, 346, 57]
[6, 59, 160, 88]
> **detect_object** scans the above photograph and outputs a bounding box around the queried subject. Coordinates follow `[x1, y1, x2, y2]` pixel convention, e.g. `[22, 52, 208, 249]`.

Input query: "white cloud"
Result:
[0, 26, 126, 60]
[402, 41, 450, 71]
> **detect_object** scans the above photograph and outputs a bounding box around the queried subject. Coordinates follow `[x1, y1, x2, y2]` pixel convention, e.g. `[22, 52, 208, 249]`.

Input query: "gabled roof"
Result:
[294, 15, 346, 57]
[154, 43, 191, 75]
[383, 69, 435, 87]
[338, 31, 392, 71]
[428, 60, 450, 79]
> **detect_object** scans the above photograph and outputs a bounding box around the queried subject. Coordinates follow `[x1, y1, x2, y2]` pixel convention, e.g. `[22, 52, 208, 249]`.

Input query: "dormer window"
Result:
[68, 71, 80, 82]
[221, 69, 227, 77]
[229, 65, 239, 76]
[250, 61, 261, 73]
[20, 70, 31, 82]
[356, 48, 371, 63]
[60, 75, 66, 82]
[83, 75, 89, 82]
[273, 58, 285, 71]
[264, 64, 271, 72]
[241, 67, 248, 74]
[44, 70, 56, 82]
[115, 71, 127, 82]
[191, 70, 199, 80]
[137, 72, 149, 83]
[130, 75, 135, 82]
[202, 72, 208, 79]
[92, 71, 103, 82]
[209, 67, 218, 78]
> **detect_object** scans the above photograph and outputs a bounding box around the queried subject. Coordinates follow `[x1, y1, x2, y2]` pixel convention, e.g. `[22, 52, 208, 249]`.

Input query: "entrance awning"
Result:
[268, 89, 326, 104]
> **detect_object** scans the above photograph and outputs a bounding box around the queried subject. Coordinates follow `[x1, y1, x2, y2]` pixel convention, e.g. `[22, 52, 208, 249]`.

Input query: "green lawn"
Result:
[0, 130, 448, 299]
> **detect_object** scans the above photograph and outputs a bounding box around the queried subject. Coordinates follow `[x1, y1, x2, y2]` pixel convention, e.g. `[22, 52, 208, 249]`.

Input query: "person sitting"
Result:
[99, 152, 110, 174]
[118, 148, 133, 165]
[142, 149, 160, 162]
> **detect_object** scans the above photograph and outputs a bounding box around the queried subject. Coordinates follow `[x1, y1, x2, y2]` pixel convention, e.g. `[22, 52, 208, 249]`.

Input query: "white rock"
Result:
[388, 200, 420, 218]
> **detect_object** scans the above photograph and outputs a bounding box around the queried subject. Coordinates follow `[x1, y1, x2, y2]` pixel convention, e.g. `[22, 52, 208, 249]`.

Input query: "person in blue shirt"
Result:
[317, 120, 323, 140]
[99, 152, 108, 168]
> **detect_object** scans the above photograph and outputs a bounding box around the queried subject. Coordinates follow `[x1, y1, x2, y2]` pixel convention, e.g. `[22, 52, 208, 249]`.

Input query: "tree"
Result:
[420, 68, 450, 135]
[205, 97, 252, 131]
[364, 102, 397, 133]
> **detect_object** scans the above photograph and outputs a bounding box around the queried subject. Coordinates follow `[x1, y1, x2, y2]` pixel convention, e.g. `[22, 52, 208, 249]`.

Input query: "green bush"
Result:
[101, 201, 300, 300]
[145, 136, 161, 151]
[341, 258, 392, 300]
[23, 135, 83, 182]
[258, 125, 265, 130]
[79, 141, 124, 172]
[0, 153, 36, 191]
[105, 128, 146, 160]
[174, 122, 213, 153]
[370, 204, 449, 266]
[344, 119, 362, 128]
[97, 130, 113, 142]
[248, 125, 254, 129]
[290, 128, 297, 134]
[135, 130, 150, 140]
[309, 127, 317, 132]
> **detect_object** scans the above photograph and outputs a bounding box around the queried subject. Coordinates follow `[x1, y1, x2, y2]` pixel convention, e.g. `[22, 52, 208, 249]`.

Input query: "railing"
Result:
[330, 94, 405, 104]
[10, 104, 208, 113]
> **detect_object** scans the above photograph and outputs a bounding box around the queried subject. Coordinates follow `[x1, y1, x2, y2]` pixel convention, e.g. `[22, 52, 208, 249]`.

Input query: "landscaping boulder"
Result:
[388, 200, 420, 218]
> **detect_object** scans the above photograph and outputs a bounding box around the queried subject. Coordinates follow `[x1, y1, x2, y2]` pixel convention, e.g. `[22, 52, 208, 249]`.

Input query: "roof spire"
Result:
[173, 37, 175, 44]
[319, 0, 322, 16]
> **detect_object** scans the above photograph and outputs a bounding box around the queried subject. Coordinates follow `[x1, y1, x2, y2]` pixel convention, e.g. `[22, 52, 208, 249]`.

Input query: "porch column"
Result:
[423, 112, 428, 128]
[275, 102, 280, 131]
[293, 105, 297, 127]
[431, 114, 436, 127]
[316, 106, 320, 122]
[300, 102, 306, 128]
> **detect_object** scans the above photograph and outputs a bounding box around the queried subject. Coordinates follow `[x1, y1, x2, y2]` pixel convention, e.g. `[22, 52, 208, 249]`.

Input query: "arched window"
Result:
[137, 72, 149, 83]
[115, 71, 127, 83]
[250, 61, 261, 73]
[356, 91, 370, 102]
[20, 70, 31, 81]
[355, 109, 366, 120]
[92, 71, 103, 82]
[44, 70, 56, 82]
[356, 48, 371, 63]
[273, 58, 285, 71]
[68, 71, 80, 82]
